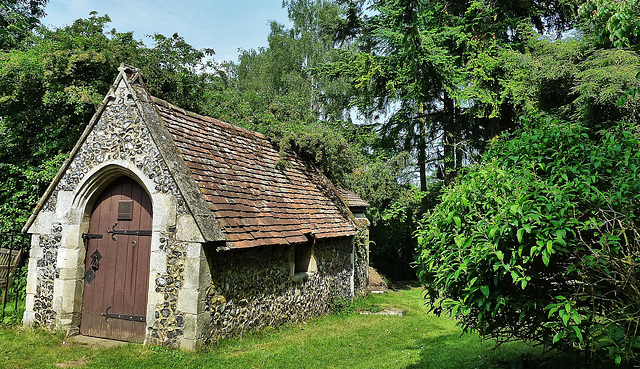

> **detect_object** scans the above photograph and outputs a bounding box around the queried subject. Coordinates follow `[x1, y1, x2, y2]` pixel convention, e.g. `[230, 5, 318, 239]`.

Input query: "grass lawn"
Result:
[0, 288, 575, 369]
[1, 299, 25, 326]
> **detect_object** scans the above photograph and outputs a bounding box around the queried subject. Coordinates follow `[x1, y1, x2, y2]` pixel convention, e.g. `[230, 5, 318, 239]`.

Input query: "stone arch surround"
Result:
[70, 162, 175, 242]
[23, 162, 181, 338]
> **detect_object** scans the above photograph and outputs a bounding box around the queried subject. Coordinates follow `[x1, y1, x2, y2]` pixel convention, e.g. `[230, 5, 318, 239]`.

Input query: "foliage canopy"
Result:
[0, 0, 48, 49]
[416, 115, 640, 364]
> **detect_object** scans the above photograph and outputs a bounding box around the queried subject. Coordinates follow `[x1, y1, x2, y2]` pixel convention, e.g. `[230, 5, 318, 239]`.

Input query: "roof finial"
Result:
[118, 63, 144, 85]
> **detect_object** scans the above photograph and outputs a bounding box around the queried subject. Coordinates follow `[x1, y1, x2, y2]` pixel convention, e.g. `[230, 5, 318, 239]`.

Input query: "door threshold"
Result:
[67, 335, 131, 348]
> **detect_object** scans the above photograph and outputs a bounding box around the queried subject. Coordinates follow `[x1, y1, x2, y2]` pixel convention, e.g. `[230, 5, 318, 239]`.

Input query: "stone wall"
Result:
[29, 223, 62, 329]
[147, 231, 187, 347]
[205, 237, 353, 343]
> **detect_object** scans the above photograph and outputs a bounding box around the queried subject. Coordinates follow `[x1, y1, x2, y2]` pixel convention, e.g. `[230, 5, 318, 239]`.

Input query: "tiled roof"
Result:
[338, 188, 369, 210]
[153, 97, 357, 249]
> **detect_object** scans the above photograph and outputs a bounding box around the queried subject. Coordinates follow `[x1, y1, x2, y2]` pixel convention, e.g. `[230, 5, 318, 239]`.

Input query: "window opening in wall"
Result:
[293, 243, 317, 280]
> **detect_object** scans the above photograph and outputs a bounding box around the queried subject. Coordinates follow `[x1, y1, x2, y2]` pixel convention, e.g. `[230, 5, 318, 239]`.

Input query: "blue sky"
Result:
[42, 0, 291, 63]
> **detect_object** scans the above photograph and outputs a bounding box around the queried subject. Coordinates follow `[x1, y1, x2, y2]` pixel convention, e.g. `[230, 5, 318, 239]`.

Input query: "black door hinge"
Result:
[107, 223, 152, 240]
[100, 306, 145, 322]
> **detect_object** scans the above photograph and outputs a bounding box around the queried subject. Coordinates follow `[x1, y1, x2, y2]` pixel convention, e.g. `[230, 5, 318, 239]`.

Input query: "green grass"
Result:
[1, 299, 25, 325]
[0, 289, 578, 369]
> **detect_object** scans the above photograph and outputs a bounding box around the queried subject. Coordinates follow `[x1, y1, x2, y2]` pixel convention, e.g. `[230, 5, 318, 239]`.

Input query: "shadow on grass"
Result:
[403, 332, 617, 369]
[386, 280, 422, 291]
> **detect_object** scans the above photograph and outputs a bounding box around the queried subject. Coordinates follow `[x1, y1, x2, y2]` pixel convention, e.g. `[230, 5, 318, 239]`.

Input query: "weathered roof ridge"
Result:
[150, 96, 268, 141]
[338, 188, 369, 209]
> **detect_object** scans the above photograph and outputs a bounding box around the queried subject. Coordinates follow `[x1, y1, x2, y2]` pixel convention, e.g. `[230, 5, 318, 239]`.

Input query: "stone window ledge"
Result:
[292, 271, 315, 282]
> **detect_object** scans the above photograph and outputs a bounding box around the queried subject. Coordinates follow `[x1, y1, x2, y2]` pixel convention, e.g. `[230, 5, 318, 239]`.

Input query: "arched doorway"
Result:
[80, 176, 152, 342]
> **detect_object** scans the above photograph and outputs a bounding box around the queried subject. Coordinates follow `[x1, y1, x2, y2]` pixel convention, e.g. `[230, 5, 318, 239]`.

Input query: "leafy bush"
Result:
[416, 116, 640, 364]
[579, 0, 640, 49]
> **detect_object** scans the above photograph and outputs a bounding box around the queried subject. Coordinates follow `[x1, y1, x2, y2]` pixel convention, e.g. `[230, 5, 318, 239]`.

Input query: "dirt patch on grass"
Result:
[56, 358, 90, 368]
[360, 307, 405, 316]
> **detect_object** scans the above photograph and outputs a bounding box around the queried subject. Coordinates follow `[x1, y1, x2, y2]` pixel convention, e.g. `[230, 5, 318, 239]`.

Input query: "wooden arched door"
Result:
[80, 176, 152, 342]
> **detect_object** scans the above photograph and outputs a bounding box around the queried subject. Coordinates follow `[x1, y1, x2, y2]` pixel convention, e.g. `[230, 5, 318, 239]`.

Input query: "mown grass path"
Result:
[0, 288, 550, 369]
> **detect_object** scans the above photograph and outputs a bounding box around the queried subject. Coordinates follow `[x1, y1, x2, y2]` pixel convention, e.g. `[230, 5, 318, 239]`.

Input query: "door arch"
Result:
[80, 176, 152, 342]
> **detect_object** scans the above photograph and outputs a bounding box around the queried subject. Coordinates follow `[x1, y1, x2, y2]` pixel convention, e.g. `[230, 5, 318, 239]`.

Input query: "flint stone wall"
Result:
[148, 232, 188, 347]
[28, 223, 62, 329]
[205, 237, 353, 343]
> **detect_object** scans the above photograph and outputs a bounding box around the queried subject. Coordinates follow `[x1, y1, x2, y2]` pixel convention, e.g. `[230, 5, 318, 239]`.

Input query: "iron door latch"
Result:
[82, 233, 103, 242]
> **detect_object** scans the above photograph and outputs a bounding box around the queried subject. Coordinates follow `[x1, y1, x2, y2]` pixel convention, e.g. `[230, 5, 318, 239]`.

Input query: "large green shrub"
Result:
[416, 116, 640, 364]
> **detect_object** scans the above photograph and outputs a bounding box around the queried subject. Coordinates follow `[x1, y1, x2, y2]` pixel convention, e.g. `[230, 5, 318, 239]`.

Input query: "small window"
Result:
[117, 200, 134, 220]
[293, 244, 317, 280]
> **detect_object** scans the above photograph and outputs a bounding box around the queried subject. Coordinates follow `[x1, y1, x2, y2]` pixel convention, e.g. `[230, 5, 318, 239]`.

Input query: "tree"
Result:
[308, 0, 584, 279]
[579, 0, 640, 49]
[0, 14, 139, 229]
[200, 0, 369, 184]
[499, 39, 639, 129]
[342, 152, 426, 279]
[135, 32, 216, 114]
[324, 0, 463, 187]
[0, 0, 48, 49]
[414, 0, 640, 362]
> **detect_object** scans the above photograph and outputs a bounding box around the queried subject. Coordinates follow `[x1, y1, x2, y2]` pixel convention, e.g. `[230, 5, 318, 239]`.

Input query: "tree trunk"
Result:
[418, 102, 427, 193]
[443, 91, 456, 185]
[455, 105, 463, 168]
[418, 102, 431, 213]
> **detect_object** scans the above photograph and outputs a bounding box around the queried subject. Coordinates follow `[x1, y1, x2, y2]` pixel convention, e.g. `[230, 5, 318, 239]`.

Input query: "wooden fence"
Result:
[0, 231, 29, 322]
